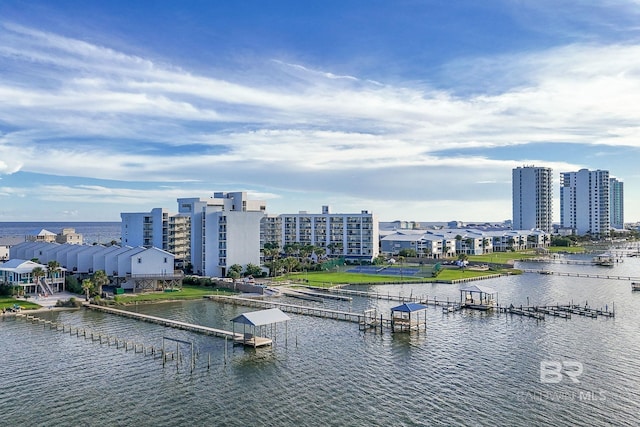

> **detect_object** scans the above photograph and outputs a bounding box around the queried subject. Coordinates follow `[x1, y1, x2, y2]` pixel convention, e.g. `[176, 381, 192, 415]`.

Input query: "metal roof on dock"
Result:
[231, 308, 291, 326]
[390, 302, 428, 312]
[459, 284, 497, 294]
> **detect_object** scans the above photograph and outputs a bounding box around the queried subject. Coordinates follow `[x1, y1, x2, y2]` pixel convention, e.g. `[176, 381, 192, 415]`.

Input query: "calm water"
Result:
[3, 255, 640, 426]
[0, 221, 121, 245]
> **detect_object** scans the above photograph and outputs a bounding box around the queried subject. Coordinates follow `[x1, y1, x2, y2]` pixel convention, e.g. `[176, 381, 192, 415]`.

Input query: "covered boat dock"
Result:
[390, 302, 428, 332]
[231, 308, 291, 348]
[460, 284, 497, 310]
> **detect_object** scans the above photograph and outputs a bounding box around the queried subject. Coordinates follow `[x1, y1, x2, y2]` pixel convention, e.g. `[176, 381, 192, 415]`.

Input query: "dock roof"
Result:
[231, 308, 291, 326]
[391, 302, 428, 312]
[459, 284, 497, 294]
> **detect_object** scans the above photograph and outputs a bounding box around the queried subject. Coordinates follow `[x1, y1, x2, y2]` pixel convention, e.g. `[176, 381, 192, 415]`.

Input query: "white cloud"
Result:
[1, 23, 640, 220]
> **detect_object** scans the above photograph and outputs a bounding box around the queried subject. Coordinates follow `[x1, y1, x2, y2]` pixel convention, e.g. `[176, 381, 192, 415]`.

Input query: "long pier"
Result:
[520, 258, 594, 265]
[282, 288, 353, 301]
[16, 313, 236, 372]
[302, 285, 464, 306]
[86, 304, 243, 340]
[16, 313, 166, 356]
[522, 269, 640, 281]
[299, 286, 614, 320]
[520, 257, 623, 265]
[206, 294, 365, 323]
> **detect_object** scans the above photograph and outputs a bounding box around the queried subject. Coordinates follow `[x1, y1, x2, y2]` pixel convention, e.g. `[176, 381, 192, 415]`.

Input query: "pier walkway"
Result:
[86, 304, 243, 340]
[206, 294, 365, 323]
[522, 269, 640, 282]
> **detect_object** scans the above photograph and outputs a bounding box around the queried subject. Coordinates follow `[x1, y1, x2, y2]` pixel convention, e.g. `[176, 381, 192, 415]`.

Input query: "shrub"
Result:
[66, 275, 82, 294]
[55, 297, 83, 308]
[0, 284, 14, 296]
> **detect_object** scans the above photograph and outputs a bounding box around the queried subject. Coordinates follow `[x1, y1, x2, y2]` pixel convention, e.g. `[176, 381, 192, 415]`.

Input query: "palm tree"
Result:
[82, 279, 93, 301]
[282, 256, 299, 274]
[32, 266, 45, 295]
[92, 270, 109, 297]
[47, 260, 61, 290]
[299, 245, 314, 260]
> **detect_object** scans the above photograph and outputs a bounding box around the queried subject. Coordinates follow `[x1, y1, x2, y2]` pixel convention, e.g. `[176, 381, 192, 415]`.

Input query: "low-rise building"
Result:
[381, 228, 550, 257]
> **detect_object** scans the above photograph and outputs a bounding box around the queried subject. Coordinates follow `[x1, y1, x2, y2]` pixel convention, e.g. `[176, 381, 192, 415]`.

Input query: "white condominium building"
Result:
[512, 166, 553, 232]
[121, 208, 191, 267]
[178, 192, 266, 277]
[270, 205, 379, 261]
[609, 177, 624, 230]
[560, 169, 610, 236]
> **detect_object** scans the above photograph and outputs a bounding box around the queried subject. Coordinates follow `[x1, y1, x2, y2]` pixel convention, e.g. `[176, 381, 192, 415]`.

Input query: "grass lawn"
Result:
[0, 297, 43, 311]
[467, 252, 539, 263]
[432, 269, 510, 281]
[113, 285, 235, 304]
[278, 267, 513, 287]
[548, 246, 586, 254]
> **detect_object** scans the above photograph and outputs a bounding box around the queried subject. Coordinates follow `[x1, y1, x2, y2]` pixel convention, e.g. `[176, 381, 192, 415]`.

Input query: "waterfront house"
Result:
[0, 259, 66, 294]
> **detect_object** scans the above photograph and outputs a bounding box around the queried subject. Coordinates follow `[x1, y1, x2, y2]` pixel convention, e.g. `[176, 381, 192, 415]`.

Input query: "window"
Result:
[137, 258, 142, 264]
[164, 257, 167, 263]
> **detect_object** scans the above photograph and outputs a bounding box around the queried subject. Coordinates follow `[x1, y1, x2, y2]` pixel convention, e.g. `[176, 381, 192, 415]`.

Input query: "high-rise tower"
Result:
[512, 166, 553, 232]
[609, 177, 624, 230]
[560, 169, 610, 236]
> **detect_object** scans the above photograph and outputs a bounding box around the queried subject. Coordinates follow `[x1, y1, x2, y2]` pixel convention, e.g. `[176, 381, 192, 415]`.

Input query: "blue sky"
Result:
[1, 0, 639, 223]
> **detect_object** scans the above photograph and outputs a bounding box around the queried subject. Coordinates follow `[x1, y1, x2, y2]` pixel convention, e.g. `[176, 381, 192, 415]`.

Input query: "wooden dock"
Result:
[522, 269, 640, 282]
[303, 285, 470, 307]
[206, 294, 365, 323]
[87, 304, 243, 339]
[498, 303, 614, 319]
[283, 287, 353, 301]
[84, 304, 278, 346]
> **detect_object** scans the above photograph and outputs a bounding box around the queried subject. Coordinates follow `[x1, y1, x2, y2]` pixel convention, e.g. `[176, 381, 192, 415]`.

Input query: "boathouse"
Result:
[460, 284, 497, 310]
[390, 302, 428, 332]
[231, 308, 291, 348]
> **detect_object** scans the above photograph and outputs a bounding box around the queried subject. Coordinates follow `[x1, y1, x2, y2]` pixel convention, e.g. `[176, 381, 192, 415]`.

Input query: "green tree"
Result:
[228, 264, 243, 276]
[262, 242, 281, 277]
[227, 264, 243, 289]
[82, 279, 93, 301]
[66, 275, 81, 294]
[282, 256, 299, 274]
[47, 260, 61, 281]
[228, 270, 240, 289]
[32, 266, 45, 293]
[311, 245, 326, 261]
[372, 255, 385, 265]
[92, 270, 109, 296]
[299, 244, 315, 260]
[244, 263, 262, 277]
[398, 248, 417, 257]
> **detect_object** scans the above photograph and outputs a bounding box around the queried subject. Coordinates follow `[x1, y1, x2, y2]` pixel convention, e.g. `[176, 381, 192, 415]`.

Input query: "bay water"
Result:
[2, 246, 640, 425]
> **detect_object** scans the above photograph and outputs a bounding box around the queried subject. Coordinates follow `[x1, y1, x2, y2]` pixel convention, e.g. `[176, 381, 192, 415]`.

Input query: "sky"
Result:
[1, 0, 640, 223]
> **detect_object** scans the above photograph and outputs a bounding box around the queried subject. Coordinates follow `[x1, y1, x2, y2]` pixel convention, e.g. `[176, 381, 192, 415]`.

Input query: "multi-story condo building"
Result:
[121, 208, 191, 268]
[268, 205, 379, 261]
[178, 192, 266, 277]
[609, 177, 624, 230]
[560, 169, 610, 236]
[123, 196, 378, 276]
[512, 166, 553, 232]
